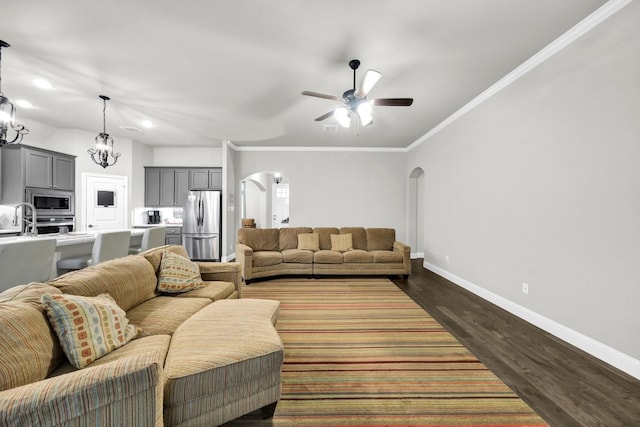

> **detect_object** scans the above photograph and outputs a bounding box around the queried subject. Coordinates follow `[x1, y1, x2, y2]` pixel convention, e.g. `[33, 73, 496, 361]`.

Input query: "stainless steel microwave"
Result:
[25, 188, 75, 216]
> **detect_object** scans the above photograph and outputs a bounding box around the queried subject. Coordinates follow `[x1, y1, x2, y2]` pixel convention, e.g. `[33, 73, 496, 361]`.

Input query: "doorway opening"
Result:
[408, 167, 424, 259]
[240, 171, 289, 229]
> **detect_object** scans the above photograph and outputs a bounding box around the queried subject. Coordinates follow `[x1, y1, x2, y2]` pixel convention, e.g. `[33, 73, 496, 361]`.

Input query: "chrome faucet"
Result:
[12, 202, 38, 237]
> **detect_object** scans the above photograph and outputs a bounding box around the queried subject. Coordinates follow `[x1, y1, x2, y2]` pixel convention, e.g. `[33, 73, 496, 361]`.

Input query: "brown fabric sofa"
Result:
[236, 227, 411, 282]
[0, 245, 284, 426]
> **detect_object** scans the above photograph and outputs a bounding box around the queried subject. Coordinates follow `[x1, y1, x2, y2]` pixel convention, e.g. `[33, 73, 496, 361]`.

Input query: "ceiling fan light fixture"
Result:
[334, 107, 351, 128]
[357, 100, 373, 126]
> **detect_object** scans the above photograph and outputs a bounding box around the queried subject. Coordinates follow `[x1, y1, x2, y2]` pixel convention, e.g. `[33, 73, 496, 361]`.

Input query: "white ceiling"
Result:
[1, 0, 608, 149]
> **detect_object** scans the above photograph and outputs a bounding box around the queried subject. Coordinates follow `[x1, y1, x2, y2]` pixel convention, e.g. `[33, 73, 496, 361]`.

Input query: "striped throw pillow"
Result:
[157, 251, 205, 293]
[331, 233, 353, 252]
[41, 293, 140, 369]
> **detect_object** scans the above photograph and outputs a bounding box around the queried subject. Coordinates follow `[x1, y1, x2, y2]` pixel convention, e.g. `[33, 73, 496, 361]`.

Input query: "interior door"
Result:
[83, 173, 127, 231]
[271, 183, 290, 228]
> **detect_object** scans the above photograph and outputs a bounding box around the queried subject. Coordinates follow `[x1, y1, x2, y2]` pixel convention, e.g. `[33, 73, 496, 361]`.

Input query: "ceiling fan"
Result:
[302, 59, 413, 129]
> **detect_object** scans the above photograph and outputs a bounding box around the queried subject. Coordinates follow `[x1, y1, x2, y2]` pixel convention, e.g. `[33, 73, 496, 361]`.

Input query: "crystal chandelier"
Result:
[88, 95, 120, 168]
[0, 40, 29, 146]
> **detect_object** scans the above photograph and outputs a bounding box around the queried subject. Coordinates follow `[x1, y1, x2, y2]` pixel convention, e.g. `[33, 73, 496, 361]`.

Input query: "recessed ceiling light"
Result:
[15, 99, 35, 108]
[141, 120, 153, 129]
[32, 78, 53, 89]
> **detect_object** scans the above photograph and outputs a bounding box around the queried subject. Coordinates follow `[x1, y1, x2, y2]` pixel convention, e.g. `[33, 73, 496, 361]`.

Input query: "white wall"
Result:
[407, 2, 640, 368]
[234, 149, 407, 235]
[152, 147, 222, 167]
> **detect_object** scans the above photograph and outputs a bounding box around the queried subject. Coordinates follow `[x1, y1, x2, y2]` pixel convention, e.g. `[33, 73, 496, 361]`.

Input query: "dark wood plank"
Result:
[392, 259, 640, 426]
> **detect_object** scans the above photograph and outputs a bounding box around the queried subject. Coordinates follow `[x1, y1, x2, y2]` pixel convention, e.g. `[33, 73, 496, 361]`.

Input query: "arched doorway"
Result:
[240, 171, 289, 228]
[408, 167, 424, 259]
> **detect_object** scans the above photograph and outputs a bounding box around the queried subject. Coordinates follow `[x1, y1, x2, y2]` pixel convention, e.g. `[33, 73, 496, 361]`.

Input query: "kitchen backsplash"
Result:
[132, 207, 184, 226]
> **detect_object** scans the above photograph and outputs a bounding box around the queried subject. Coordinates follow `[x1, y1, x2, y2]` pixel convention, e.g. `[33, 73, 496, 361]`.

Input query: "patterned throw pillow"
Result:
[41, 293, 140, 369]
[157, 251, 205, 293]
[331, 233, 353, 252]
[297, 233, 320, 251]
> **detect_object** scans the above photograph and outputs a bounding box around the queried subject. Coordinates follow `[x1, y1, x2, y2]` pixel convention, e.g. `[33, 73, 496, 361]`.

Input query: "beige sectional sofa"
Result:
[236, 227, 411, 282]
[0, 244, 284, 426]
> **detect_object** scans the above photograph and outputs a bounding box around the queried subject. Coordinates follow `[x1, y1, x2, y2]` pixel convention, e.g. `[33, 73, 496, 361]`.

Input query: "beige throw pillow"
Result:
[331, 233, 353, 252]
[157, 251, 205, 293]
[297, 233, 320, 251]
[41, 293, 140, 369]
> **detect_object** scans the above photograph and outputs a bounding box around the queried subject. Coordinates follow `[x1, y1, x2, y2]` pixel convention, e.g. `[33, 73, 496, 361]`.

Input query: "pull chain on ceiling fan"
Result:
[302, 59, 413, 131]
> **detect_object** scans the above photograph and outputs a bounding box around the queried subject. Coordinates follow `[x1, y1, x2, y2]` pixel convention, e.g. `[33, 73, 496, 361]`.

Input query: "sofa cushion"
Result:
[0, 282, 61, 304]
[252, 251, 283, 267]
[313, 227, 340, 250]
[163, 299, 283, 426]
[142, 244, 191, 276]
[41, 293, 141, 369]
[340, 227, 367, 250]
[157, 251, 205, 294]
[126, 296, 211, 336]
[49, 255, 157, 312]
[279, 227, 313, 250]
[297, 233, 320, 251]
[0, 301, 65, 391]
[371, 250, 404, 263]
[314, 250, 344, 264]
[49, 334, 171, 377]
[366, 228, 396, 251]
[171, 281, 237, 301]
[343, 249, 375, 263]
[238, 228, 280, 251]
[331, 233, 353, 252]
[282, 248, 314, 264]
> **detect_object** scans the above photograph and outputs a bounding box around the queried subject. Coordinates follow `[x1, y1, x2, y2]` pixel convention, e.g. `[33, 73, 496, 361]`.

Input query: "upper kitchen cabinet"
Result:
[1, 145, 76, 203]
[189, 168, 222, 190]
[25, 148, 75, 190]
[145, 167, 189, 207]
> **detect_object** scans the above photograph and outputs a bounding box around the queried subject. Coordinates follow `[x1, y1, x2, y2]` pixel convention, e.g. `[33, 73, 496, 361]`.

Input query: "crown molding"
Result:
[406, 0, 632, 152]
[227, 140, 405, 153]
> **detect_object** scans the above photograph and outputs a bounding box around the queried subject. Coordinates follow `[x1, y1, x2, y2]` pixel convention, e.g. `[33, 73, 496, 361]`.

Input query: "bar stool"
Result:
[0, 238, 57, 292]
[57, 230, 131, 272]
[129, 226, 167, 254]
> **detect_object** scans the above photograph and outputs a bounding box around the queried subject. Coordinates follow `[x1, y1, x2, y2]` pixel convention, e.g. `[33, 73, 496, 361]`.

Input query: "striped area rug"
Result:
[235, 278, 547, 426]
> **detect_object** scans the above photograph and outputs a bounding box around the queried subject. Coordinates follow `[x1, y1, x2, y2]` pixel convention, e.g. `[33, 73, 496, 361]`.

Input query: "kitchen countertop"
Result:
[133, 224, 183, 228]
[0, 229, 144, 247]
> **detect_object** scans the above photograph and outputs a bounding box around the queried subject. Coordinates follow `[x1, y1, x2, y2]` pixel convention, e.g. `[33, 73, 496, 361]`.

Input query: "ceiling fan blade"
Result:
[302, 91, 341, 101]
[373, 98, 414, 106]
[355, 69, 382, 97]
[314, 110, 335, 121]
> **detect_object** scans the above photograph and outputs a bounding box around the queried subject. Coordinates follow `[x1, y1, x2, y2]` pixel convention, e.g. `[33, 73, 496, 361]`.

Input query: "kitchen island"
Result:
[0, 229, 144, 280]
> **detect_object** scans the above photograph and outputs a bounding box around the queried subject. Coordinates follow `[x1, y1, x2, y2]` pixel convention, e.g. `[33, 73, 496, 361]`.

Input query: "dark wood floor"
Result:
[392, 259, 640, 426]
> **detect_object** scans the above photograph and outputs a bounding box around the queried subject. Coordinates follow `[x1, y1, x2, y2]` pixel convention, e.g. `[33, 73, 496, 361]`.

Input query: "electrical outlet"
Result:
[522, 283, 529, 294]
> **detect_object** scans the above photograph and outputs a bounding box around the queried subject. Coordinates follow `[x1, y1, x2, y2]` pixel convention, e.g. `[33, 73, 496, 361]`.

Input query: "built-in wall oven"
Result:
[25, 188, 74, 217]
[35, 217, 76, 234]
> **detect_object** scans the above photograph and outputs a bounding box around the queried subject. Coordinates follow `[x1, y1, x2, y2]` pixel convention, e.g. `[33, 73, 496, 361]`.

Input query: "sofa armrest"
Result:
[196, 261, 243, 298]
[0, 352, 163, 427]
[235, 243, 254, 281]
[393, 241, 412, 276]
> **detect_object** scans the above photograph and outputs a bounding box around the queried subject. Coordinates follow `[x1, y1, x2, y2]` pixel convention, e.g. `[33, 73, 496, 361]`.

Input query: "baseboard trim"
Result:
[423, 261, 640, 381]
[411, 252, 424, 260]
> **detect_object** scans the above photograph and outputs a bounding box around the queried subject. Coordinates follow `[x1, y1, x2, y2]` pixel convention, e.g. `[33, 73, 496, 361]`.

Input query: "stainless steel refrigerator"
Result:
[182, 190, 221, 261]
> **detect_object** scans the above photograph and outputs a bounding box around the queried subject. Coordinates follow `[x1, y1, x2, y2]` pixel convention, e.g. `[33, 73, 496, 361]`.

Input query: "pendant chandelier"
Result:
[88, 95, 121, 168]
[0, 40, 29, 146]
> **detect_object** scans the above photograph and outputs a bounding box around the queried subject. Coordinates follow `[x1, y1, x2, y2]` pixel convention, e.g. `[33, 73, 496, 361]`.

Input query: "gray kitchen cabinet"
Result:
[24, 147, 75, 190]
[145, 167, 189, 207]
[1, 145, 76, 205]
[165, 226, 182, 245]
[189, 168, 222, 190]
[145, 168, 161, 206]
